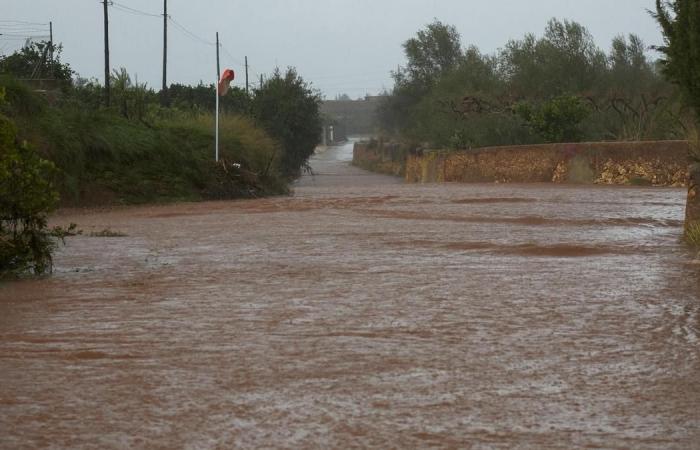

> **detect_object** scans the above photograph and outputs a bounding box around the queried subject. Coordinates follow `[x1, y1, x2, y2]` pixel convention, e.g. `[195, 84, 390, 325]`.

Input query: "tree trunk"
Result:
[685, 163, 700, 231]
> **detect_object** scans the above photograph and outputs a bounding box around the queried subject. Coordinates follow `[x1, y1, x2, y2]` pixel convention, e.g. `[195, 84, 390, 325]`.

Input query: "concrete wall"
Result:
[395, 141, 689, 186]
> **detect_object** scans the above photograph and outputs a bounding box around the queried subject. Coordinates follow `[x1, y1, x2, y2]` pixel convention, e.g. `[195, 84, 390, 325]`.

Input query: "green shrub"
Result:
[0, 122, 61, 276]
[0, 75, 46, 117]
[685, 221, 700, 247]
[515, 95, 591, 143]
[252, 68, 322, 177]
[0, 111, 17, 149]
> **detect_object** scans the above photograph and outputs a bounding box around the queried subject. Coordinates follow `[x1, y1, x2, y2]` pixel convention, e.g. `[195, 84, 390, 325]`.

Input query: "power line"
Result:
[220, 45, 264, 80]
[0, 20, 48, 26]
[0, 35, 50, 40]
[168, 17, 216, 46]
[110, 2, 161, 18]
[0, 32, 50, 37]
[0, 30, 49, 34]
[0, 25, 50, 31]
[220, 45, 246, 67]
[0, 36, 47, 41]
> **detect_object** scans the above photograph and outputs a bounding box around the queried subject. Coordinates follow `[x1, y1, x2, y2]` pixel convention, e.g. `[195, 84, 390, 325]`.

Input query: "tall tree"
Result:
[653, 0, 700, 237]
[501, 19, 607, 98]
[653, 0, 700, 114]
[399, 20, 463, 89]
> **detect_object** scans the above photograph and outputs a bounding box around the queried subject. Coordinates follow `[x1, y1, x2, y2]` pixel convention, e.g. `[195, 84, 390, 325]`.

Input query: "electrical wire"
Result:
[168, 17, 216, 46]
[0, 20, 48, 26]
[0, 30, 49, 35]
[110, 2, 162, 18]
[220, 45, 246, 67]
[0, 36, 40, 41]
[0, 32, 49, 37]
[0, 35, 50, 40]
[0, 25, 49, 31]
[219, 44, 268, 90]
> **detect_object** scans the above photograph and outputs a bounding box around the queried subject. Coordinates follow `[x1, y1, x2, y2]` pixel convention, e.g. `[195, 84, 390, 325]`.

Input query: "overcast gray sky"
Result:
[2, 0, 663, 99]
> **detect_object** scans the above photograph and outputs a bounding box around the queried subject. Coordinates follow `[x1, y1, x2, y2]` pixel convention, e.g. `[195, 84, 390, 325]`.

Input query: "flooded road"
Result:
[1, 139, 699, 449]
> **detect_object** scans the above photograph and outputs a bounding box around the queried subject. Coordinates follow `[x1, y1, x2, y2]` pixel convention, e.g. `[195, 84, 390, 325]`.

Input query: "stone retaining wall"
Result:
[352, 140, 406, 177]
[354, 140, 689, 186]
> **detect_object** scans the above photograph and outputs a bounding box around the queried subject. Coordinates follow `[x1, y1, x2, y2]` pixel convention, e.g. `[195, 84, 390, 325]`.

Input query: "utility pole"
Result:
[161, 0, 168, 105]
[215, 32, 220, 162]
[245, 56, 249, 95]
[48, 21, 53, 77]
[102, 0, 111, 106]
[260, 74, 263, 90]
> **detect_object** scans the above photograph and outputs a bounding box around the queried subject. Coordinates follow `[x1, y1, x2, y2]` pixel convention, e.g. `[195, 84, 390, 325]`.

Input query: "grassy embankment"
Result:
[2, 76, 287, 206]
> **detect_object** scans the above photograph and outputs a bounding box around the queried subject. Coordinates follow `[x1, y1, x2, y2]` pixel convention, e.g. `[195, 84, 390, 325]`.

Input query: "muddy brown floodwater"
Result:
[1, 139, 700, 449]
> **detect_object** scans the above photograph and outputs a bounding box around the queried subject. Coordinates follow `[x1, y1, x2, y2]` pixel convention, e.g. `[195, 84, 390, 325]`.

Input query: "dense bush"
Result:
[251, 68, 322, 177]
[0, 42, 73, 82]
[0, 86, 62, 276]
[514, 95, 591, 143]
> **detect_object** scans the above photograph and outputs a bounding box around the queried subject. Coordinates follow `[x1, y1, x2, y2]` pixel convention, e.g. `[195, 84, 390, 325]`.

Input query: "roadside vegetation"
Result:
[0, 42, 321, 276]
[652, 0, 700, 244]
[0, 85, 74, 276]
[379, 18, 688, 150]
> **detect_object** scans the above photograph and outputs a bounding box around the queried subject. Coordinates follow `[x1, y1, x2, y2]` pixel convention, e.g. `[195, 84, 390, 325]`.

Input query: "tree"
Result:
[653, 0, 700, 114]
[252, 68, 321, 177]
[610, 34, 647, 74]
[501, 19, 607, 98]
[653, 0, 700, 239]
[380, 21, 463, 136]
[398, 20, 463, 89]
[0, 41, 73, 82]
[378, 18, 683, 147]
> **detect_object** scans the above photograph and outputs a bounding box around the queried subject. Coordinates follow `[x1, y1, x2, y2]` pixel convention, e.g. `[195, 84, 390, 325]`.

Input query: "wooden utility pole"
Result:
[161, 0, 168, 105]
[260, 74, 263, 90]
[245, 56, 249, 95]
[215, 32, 220, 162]
[48, 21, 53, 76]
[102, 0, 110, 106]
